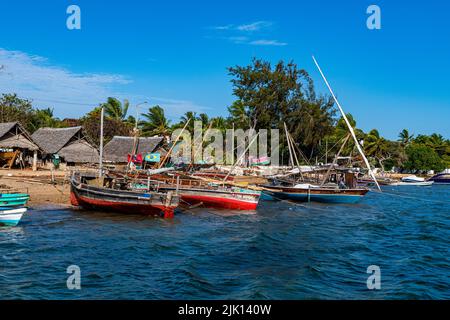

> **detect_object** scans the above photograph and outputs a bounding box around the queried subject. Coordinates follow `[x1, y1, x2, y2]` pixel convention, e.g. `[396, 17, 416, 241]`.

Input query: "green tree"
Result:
[140, 105, 171, 137]
[365, 129, 390, 170]
[398, 129, 414, 145]
[227, 100, 249, 129]
[31, 107, 63, 130]
[228, 58, 335, 159]
[81, 107, 132, 146]
[0, 93, 34, 131]
[403, 143, 445, 172]
[102, 97, 130, 122]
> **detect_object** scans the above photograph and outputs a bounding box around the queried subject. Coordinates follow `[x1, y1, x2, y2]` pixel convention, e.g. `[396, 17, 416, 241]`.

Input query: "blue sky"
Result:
[0, 0, 449, 139]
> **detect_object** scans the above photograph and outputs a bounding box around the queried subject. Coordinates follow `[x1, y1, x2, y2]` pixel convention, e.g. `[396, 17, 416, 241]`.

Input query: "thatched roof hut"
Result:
[104, 136, 164, 163]
[0, 122, 39, 151]
[32, 126, 98, 163]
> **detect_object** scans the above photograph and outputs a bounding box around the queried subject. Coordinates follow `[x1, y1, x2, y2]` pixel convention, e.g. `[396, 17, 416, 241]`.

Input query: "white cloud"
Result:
[0, 48, 214, 122]
[249, 39, 288, 46]
[0, 48, 130, 117]
[209, 21, 287, 46]
[236, 21, 273, 32]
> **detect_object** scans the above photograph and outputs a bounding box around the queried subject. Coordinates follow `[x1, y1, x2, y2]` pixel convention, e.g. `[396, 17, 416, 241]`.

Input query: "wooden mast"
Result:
[99, 107, 104, 178]
[158, 118, 191, 169]
[312, 56, 381, 191]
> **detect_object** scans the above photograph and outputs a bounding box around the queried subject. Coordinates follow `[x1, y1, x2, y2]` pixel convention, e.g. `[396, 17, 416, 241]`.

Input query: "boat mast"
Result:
[312, 56, 381, 191]
[99, 107, 104, 178]
[158, 118, 191, 169]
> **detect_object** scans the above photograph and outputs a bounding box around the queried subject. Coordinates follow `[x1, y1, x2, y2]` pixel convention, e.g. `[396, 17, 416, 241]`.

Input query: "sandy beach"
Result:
[0, 169, 71, 206]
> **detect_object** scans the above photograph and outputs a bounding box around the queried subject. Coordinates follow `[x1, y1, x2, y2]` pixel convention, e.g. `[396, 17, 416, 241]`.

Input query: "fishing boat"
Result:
[428, 172, 450, 184]
[0, 193, 30, 207]
[0, 207, 28, 227]
[70, 172, 180, 218]
[115, 172, 261, 210]
[389, 175, 434, 186]
[262, 184, 369, 204]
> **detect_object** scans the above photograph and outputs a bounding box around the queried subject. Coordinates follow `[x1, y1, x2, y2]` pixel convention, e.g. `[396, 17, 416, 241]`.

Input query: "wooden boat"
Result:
[428, 173, 450, 184]
[262, 184, 369, 204]
[0, 207, 27, 227]
[125, 173, 261, 210]
[70, 172, 180, 218]
[0, 193, 30, 207]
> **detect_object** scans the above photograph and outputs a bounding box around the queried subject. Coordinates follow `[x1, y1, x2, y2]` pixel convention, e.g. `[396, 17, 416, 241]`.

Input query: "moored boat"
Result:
[0, 207, 28, 227]
[389, 175, 434, 186]
[262, 184, 369, 204]
[70, 172, 180, 218]
[124, 173, 261, 210]
[0, 193, 30, 207]
[428, 173, 450, 184]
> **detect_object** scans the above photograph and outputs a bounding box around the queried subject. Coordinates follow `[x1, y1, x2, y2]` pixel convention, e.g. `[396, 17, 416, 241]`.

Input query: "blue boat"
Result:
[262, 185, 369, 204]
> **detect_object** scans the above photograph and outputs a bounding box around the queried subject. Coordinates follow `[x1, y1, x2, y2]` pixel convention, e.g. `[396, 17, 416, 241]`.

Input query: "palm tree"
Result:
[140, 105, 171, 137]
[398, 129, 414, 145]
[228, 100, 249, 129]
[32, 107, 61, 129]
[365, 129, 389, 170]
[102, 97, 130, 121]
[427, 133, 447, 156]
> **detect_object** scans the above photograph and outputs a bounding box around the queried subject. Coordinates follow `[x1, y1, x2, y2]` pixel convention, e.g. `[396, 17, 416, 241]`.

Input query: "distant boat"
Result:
[0, 193, 30, 207]
[390, 175, 434, 186]
[0, 207, 27, 227]
[428, 173, 450, 184]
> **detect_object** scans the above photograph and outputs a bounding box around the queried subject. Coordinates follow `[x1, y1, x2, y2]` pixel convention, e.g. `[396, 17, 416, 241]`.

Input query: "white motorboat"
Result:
[390, 175, 434, 186]
[0, 207, 27, 227]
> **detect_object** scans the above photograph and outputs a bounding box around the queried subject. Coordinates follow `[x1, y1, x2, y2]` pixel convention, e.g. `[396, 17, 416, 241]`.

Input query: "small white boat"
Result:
[390, 176, 434, 186]
[0, 207, 27, 227]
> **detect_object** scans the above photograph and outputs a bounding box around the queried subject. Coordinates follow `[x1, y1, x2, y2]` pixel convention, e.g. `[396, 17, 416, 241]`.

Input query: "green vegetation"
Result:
[1, 58, 449, 172]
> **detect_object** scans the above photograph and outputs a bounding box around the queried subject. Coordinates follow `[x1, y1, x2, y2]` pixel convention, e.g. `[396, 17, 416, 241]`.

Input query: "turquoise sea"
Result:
[0, 185, 449, 299]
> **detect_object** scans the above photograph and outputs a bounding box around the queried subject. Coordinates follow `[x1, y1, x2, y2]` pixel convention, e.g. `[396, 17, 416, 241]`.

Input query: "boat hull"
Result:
[0, 193, 30, 207]
[428, 174, 450, 184]
[262, 186, 369, 204]
[159, 187, 260, 210]
[0, 208, 27, 227]
[70, 179, 179, 218]
[390, 181, 434, 186]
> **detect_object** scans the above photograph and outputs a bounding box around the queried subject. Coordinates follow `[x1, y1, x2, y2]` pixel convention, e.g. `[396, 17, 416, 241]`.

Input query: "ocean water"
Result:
[0, 185, 449, 299]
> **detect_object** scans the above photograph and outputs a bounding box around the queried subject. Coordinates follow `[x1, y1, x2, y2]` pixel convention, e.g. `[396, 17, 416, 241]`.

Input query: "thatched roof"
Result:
[104, 136, 164, 163]
[59, 140, 99, 163]
[31, 126, 99, 163]
[32, 126, 83, 154]
[0, 122, 39, 151]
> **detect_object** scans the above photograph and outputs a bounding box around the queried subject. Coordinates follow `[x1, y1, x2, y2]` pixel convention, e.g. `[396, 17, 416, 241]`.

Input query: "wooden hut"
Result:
[32, 126, 98, 167]
[0, 122, 40, 170]
[104, 136, 164, 166]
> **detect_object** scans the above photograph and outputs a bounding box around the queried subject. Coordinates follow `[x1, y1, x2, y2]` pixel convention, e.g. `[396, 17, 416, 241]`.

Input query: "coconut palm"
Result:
[228, 100, 249, 129]
[140, 105, 171, 137]
[427, 133, 447, 156]
[398, 129, 414, 145]
[365, 129, 390, 170]
[102, 97, 130, 122]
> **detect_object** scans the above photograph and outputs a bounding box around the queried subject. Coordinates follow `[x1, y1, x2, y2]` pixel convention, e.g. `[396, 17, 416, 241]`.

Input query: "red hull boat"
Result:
[70, 172, 179, 218]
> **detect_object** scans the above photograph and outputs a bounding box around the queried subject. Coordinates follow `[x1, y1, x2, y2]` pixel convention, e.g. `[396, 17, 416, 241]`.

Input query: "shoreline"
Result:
[0, 169, 71, 206]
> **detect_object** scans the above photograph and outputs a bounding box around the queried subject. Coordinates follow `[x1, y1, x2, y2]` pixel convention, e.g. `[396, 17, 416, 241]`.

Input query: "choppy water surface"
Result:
[1, 186, 449, 299]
